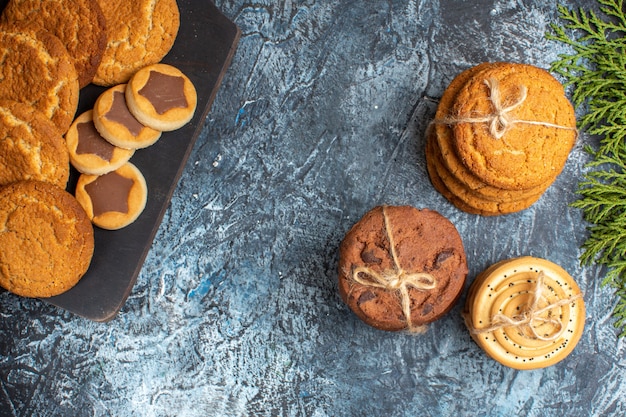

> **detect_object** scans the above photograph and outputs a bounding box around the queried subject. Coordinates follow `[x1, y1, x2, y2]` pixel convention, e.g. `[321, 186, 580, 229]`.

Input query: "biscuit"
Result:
[125, 63, 197, 131]
[338, 205, 467, 332]
[75, 161, 148, 230]
[2, 0, 107, 88]
[66, 110, 135, 175]
[93, 84, 161, 149]
[0, 26, 79, 134]
[464, 256, 585, 370]
[0, 180, 94, 298]
[93, 0, 180, 86]
[431, 62, 547, 202]
[451, 63, 577, 190]
[0, 100, 69, 188]
[426, 134, 545, 216]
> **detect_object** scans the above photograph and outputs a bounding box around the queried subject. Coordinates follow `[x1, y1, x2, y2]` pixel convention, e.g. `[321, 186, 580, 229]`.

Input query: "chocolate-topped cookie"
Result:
[338, 205, 467, 332]
[74, 161, 147, 230]
[66, 110, 135, 175]
[125, 63, 197, 131]
[93, 84, 161, 149]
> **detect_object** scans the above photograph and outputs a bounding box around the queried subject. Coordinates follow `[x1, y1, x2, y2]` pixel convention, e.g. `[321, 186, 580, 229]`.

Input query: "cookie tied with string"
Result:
[338, 205, 467, 332]
[425, 62, 577, 216]
[464, 256, 585, 370]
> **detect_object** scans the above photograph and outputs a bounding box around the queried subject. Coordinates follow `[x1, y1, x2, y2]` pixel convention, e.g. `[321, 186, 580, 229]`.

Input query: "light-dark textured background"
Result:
[1, 1, 623, 416]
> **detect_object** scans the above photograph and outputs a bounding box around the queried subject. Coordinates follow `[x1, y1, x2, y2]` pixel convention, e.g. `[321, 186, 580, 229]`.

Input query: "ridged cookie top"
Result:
[1, 0, 107, 88]
[93, 0, 180, 86]
[0, 27, 79, 134]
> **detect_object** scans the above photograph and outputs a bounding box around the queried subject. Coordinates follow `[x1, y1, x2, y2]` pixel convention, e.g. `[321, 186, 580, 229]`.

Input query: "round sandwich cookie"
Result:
[338, 205, 468, 332]
[451, 62, 577, 191]
[93, 0, 180, 86]
[0, 26, 79, 134]
[0, 180, 94, 298]
[66, 110, 135, 175]
[125, 63, 197, 131]
[464, 256, 585, 370]
[75, 161, 147, 230]
[0, 100, 69, 188]
[93, 84, 161, 149]
[1, 0, 107, 88]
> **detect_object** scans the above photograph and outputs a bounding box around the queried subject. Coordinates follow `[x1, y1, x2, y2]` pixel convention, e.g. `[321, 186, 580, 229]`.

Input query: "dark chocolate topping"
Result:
[76, 121, 115, 161]
[105, 91, 145, 136]
[138, 71, 188, 115]
[84, 171, 134, 217]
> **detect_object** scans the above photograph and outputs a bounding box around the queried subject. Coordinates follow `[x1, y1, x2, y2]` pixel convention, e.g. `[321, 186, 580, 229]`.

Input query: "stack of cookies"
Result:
[0, 0, 182, 298]
[463, 256, 585, 370]
[426, 62, 578, 216]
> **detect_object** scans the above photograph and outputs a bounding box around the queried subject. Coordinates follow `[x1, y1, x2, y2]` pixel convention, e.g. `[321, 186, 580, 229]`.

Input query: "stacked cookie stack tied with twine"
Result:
[426, 62, 578, 216]
[0, 0, 194, 299]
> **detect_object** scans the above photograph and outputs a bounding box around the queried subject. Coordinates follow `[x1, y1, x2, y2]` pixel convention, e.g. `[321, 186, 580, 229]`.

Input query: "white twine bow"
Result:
[471, 271, 582, 341]
[432, 77, 578, 140]
[352, 206, 437, 331]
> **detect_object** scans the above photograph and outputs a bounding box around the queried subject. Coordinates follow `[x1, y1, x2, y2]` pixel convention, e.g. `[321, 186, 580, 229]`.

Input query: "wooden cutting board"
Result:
[0, 0, 241, 322]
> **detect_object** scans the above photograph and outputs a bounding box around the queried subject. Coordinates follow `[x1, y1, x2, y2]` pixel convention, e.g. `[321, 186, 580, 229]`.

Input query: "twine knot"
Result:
[430, 77, 577, 140]
[469, 271, 582, 341]
[351, 206, 437, 331]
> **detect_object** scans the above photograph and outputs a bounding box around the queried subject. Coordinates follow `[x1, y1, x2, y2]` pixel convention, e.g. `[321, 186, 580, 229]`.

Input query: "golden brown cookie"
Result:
[0, 100, 69, 188]
[75, 162, 148, 230]
[93, 0, 180, 86]
[0, 26, 79, 134]
[431, 62, 547, 202]
[426, 133, 546, 216]
[451, 63, 577, 190]
[93, 84, 161, 149]
[338, 205, 468, 332]
[66, 110, 135, 175]
[0, 180, 94, 298]
[464, 256, 585, 370]
[2, 0, 107, 88]
[125, 63, 197, 131]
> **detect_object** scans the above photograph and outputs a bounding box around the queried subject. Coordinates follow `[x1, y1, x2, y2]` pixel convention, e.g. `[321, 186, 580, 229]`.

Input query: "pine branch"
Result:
[547, 0, 626, 336]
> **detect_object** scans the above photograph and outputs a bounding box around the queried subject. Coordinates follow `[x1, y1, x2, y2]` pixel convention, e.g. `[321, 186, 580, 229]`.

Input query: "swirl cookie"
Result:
[338, 205, 467, 332]
[93, 84, 161, 149]
[66, 110, 135, 175]
[464, 256, 585, 370]
[93, 0, 180, 86]
[75, 162, 148, 230]
[0, 26, 79, 134]
[0, 100, 69, 188]
[1, 0, 107, 88]
[125, 63, 197, 131]
[451, 63, 577, 190]
[0, 180, 94, 298]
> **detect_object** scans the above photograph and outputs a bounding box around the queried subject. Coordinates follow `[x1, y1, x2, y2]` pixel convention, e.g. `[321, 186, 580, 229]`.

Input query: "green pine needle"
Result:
[547, 0, 626, 337]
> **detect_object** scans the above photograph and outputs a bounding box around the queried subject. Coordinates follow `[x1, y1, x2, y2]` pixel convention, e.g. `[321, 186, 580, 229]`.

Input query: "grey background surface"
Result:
[1, 0, 623, 416]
